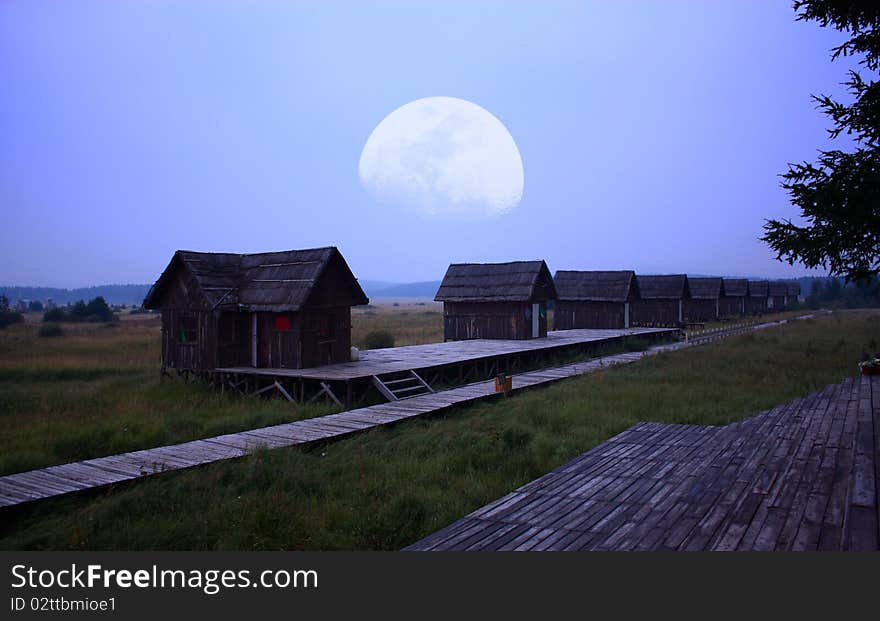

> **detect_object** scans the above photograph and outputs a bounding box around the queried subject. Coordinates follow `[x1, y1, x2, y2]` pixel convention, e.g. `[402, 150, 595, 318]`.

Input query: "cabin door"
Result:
[317, 313, 335, 365]
[218, 313, 247, 367]
[531, 303, 539, 338]
[271, 315, 299, 368]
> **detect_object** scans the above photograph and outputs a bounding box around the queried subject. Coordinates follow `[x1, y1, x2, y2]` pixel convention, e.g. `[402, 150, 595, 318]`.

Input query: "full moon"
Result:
[358, 96, 524, 218]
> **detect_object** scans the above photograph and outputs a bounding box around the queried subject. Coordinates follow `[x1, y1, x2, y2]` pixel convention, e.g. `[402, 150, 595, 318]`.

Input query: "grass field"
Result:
[351, 300, 443, 347]
[1, 309, 876, 550]
[0, 303, 443, 477]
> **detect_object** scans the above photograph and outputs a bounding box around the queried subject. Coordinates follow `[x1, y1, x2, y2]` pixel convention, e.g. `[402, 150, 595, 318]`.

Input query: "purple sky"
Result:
[0, 1, 859, 287]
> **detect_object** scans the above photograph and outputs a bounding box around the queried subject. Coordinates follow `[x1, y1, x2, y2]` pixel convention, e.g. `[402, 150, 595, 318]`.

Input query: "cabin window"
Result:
[179, 316, 198, 344]
[274, 315, 292, 331]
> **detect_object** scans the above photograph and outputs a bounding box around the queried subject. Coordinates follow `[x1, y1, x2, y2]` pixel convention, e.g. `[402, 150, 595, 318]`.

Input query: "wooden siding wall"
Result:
[768, 296, 787, 312]
[160, 308, 215, 371]
[719, 296, 745, 318]
[554, 300, 626, 330]
[298, 306, 352, 368]
[443, 301, 547, 341]
[745, 297, 768, 314]
[682, 299, 718, 323]
[252, 307, 352, 369]
[631, 299, 681, 327]
[160, 307, 353, 371]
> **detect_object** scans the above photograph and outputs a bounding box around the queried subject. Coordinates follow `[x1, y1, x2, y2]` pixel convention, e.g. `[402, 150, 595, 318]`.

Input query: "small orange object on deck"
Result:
[494, 374, 512, 393]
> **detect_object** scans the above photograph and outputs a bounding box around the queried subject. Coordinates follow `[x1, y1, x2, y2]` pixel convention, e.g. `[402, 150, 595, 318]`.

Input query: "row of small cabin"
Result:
[434, 263, 800, 339]
[552, 270, 800, 330]
[143, 248, 800, 372]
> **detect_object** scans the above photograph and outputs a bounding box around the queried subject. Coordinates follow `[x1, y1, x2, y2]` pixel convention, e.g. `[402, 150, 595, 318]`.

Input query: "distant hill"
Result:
[1, 275, 822, 307]
[358, 280, 399, 295]
[1, 280, 444, 306]
[363, 280, 441, 299]
[0, 285, 151, 306]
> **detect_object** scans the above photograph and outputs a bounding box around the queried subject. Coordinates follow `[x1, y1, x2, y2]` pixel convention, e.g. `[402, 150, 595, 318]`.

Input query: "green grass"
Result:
[351, 302, 443, 347]
[0, 316, 338, 476]
[1, 309, 877, 550]
[0, 304, 445, 475]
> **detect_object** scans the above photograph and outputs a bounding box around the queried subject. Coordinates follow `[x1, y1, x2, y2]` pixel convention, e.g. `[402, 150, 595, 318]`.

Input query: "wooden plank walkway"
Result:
[0, 316, 800, 510]
[405, 374, 879, 551]
[216, 327, 676, 381]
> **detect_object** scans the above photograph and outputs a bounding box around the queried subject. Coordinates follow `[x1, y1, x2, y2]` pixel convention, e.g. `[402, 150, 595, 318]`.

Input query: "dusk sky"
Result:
[0, 1, 858, 288]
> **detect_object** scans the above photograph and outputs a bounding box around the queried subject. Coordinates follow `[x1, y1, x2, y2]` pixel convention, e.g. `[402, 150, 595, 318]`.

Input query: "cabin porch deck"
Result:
[212, 327, 678, 406]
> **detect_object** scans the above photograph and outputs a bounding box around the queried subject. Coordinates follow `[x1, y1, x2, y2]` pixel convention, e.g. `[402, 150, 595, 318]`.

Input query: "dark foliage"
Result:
[804, 275, 880, 308]
[360, 330, 395, 350]
[43, 297, 114, 323]
[763, 1, 880, 282]
[28, 300, 43, 312]
[0, 285, 151, 307]
[0, 311, 24, 329]
[38, 323, 64, 338]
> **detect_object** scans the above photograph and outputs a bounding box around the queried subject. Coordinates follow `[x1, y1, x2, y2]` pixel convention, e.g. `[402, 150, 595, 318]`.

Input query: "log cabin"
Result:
[746, 280, 769, 314]
[683, 277, 723, 323]
[631, 275, 690, 326]
[143, 247, 369, 373]
[720, 278, 748, 317]
[768, 281, 789, 312]
[435, 261, 557, 341]
[553, 270, 638, 329]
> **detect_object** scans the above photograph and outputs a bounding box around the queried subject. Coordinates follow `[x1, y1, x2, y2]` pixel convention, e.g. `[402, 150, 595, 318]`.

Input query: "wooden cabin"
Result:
[631, 275, 690, 327]
[768, 281, 789, 311]
[435, 261, 557, 341]
[683, 277, 723, 323]
[746, 280, 769, 314]
[720, 278, 748, 317]
[143, 247, 369, 372]
[553, 270, 638, 329]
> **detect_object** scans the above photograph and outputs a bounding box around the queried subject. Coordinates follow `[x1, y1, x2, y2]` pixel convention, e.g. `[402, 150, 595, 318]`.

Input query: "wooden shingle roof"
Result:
[635, 275, 690, 300]
[748, 280, 769, 297]
[144, 247, 368, 311]
[688, 277, 724, 300]
[722, 278, 749, 297]
[434, 261, 557, 303]
[553, 270, 637, 303]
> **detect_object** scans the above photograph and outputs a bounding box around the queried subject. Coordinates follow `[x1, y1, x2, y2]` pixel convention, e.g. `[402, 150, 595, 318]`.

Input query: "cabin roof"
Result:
[635, 275, 690, 300]
[553, 270, 636, 302]
[768, 281, 790, 296]
[143, 247, 369, 311]
[722, 278, 749, 297]
[688, 277, 724, 300]
[434, 260, 557, 303]
[748, 280, 769, 297]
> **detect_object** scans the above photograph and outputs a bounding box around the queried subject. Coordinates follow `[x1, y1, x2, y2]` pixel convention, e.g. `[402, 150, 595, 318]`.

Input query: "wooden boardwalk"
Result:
[216, 327, 675, 381]
[0, 317, 798, 510]
[0, 350, 654, 508]
[405, 374, 879, 551]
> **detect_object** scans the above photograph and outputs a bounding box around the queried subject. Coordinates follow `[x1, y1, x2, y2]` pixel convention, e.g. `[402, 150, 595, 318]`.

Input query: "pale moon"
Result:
[358, 96, 524, 218]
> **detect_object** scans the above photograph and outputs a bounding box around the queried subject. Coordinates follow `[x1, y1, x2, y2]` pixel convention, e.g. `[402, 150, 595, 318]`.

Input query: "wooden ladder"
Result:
[371, 370, 434, 402]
